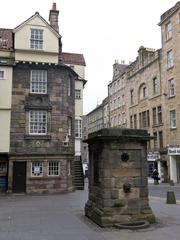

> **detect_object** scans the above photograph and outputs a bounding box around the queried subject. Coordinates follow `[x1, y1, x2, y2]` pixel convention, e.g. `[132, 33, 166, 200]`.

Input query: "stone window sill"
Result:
[24, 135, 51, 140]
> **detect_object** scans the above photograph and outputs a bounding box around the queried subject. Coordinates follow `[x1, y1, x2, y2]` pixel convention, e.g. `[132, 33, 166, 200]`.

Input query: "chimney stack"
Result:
[49, 2, 59, 33]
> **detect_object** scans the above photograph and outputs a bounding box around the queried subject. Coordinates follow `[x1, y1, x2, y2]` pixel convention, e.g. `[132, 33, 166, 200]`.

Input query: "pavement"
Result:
[0, 182, 179, 240]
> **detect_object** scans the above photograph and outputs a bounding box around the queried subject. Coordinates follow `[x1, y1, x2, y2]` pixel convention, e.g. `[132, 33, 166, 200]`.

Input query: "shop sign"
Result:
[147, 151, 160, 161]
[168, 147, 180, 155]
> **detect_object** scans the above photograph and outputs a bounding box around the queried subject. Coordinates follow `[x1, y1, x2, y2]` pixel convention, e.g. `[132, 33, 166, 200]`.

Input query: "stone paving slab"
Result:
[0, 188, 179, 240]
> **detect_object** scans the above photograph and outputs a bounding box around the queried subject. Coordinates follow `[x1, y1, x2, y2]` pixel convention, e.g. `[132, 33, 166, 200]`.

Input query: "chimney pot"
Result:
[52, 2, 56, 10]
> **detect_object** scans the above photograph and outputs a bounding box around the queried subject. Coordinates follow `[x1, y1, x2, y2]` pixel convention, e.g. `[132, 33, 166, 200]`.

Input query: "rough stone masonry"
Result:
[84, 128, 155, 227]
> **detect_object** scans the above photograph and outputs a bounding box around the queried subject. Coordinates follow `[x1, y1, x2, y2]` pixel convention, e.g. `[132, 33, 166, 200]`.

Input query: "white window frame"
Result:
[0, 70, 5, 79]
[30, 29, 43, 50]
[168, 78, 175, 97]
[31, 161, 43, 177]
[170, 110, 176, 129]
[29, 110, 47, 135]
[75, 119, 82, 138]
[30, 70, 47, 94]
[48, 161, 60, 176]
[68, 117, 72, 136]
[167, 50, 174, 69]
[75, 89, 81, 99]
[165, 21, 172, 41]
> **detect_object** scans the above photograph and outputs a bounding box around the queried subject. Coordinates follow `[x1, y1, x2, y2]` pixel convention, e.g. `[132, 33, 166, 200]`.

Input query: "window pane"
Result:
[75, 119, 82, 138]
[30, 29, 43, 49]
[152, 77, 158, 94]
[167, 50, 173, 68]
[170, 110, 176, 128]
[75, 89, 81, 99]
[0, 70, 4, 79]
[48, 161, 60, 176]
[168, 79, 175, 97]
[31, 161, 43, 177]
[152, 108, 156, 125]
[165, 22, 172, 40]
[29, 111, 47, 135]
[0, 162, 7, 172]
[31, 70, 47, 94]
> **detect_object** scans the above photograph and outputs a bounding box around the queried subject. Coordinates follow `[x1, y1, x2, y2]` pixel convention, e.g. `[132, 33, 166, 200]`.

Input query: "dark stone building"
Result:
[9, 63, 76, 193]
[0, 3, 84, 193]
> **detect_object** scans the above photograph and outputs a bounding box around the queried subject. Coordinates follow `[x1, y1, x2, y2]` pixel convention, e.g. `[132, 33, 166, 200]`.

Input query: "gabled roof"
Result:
[0, 28, 13, 50]
[61, 52, 86, 66]
[13, 12, 61, 38]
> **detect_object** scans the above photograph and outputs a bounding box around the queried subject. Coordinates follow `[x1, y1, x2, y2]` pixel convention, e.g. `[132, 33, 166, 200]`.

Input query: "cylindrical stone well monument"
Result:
[84, 128, 155, 227]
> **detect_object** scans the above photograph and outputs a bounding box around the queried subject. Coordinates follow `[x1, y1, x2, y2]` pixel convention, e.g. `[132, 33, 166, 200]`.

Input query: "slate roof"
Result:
[0, 28, 13, 50]
[61, 52, 86, 66]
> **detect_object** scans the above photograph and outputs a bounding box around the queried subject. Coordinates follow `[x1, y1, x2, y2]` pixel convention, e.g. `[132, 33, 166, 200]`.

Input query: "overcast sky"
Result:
[0, 0, 178, 114]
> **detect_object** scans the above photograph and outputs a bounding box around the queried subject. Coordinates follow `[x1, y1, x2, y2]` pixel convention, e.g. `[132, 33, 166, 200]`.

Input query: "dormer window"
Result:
[30, 29, 43, 50]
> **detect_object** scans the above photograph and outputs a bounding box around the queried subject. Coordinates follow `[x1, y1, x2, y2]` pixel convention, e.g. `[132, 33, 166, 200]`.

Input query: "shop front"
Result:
[168, 147, 180, 183]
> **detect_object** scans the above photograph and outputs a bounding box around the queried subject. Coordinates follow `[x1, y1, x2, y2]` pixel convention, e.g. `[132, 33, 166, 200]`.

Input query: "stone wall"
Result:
[85, 128, 155, 227]
[8, 63, 76, 193]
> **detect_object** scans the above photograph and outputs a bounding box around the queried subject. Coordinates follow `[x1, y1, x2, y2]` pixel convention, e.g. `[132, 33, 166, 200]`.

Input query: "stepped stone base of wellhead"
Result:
[114, 220, 150, 230]
[85, 200, 156, 228]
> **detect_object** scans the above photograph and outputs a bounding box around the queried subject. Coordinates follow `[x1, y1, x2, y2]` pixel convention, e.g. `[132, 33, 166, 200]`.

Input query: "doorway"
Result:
[177, 159, 180, 183]
[13, 162, 26, 193]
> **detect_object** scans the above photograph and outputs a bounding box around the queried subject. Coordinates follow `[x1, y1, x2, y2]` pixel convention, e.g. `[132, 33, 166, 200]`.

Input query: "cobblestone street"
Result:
[0, 183, 179, 240]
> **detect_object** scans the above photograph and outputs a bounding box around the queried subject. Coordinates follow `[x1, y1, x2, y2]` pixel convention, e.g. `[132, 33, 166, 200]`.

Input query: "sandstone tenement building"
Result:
[86, 2, 180, 183]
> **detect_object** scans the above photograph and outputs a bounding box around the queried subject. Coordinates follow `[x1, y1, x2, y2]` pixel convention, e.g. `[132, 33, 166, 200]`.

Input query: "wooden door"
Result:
[13, 162, 26, 193]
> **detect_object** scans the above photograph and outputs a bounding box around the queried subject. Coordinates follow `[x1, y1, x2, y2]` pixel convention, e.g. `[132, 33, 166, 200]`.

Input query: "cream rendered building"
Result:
[0, 30, 13, 187]
[61, 52, 86, 161]
[13, 12, 60, 64]
[0, 65, 12, 152]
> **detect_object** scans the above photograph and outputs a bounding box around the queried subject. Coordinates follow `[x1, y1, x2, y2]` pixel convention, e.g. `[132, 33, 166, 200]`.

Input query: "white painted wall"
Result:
[169, 155, 177, 183]
[0, 111, 11, 152]
[73, 65, 85, 79]
[0, 66, 12, 153]
[75, 80, 83, 116]
[14, 15, 59, 63]
[0, 67, 12, 108]
[75, 140, 81, 156]
[65, 63, 85, 159]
